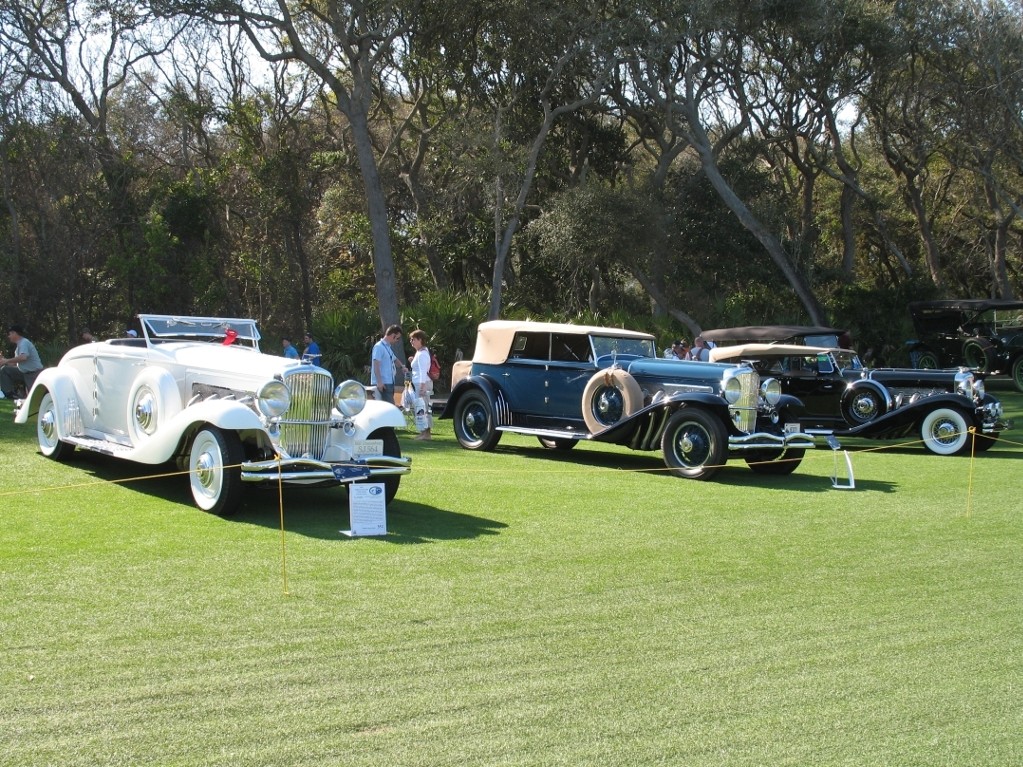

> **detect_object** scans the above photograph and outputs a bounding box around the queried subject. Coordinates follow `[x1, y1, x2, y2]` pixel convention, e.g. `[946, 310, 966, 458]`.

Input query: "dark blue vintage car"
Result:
[440, 321, 816, 480]
[709, 343, 1010, 455]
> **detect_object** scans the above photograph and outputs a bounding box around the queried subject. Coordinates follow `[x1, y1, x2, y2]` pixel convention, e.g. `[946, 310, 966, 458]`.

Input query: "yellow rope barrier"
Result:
[277, 455, 289, 595]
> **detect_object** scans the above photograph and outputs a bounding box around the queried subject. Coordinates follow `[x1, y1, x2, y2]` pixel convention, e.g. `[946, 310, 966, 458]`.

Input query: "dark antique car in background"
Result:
[709, 343, 1010, 455]
[907, 299, 1023, 391]
[15, 314, 411, 515]
[441, 320, 816, 480]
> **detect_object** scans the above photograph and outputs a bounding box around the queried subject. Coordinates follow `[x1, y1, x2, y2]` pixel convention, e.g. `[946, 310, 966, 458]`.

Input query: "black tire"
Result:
[972, 431, 998, 453]
[353, 427, 402, 504]
[453, 390, 502, 451]
[962, 338, 996, 373]
[915, 349, 940, 369]
[37, 391, 75, 461]
[581, 368, 643, 433]
[842, 386, 886, 425]
[745, 448, 804, 475]
[188, 426, 245, 516]
[919, 407, 971, 456]
[537, 437, 577, 450]
[660, 408, 728, 480]
[1011, 356, 1023, 393]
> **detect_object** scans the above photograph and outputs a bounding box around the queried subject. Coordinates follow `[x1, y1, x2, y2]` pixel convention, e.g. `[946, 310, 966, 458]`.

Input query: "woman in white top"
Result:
[408, 329, 433, 440]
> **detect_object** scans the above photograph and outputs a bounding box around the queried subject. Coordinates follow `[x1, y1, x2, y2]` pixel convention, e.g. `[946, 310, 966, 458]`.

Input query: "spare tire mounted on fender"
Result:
[581, 368, 643, 433]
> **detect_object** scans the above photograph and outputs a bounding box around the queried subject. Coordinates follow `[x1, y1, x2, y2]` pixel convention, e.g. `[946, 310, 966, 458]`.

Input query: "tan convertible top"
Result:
[473, 320, 654, 364]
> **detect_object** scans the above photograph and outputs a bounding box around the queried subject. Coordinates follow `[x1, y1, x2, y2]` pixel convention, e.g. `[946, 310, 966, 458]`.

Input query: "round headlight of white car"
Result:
[334, 379, 367, 417]
[723, 374, 744, 404]
[760, 377, 782, 406]
[257, 380, 291, 418]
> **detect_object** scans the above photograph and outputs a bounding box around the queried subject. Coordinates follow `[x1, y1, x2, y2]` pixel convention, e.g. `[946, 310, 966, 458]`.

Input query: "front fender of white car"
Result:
[127, 400, 268, 464]
[350, 398, 407, 438]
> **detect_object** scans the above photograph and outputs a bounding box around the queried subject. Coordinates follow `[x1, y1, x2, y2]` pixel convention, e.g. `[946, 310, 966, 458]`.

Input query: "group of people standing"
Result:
[664, 335, 714, 361]
[371, 325, 433, 440]
[281, 332, 321, 365]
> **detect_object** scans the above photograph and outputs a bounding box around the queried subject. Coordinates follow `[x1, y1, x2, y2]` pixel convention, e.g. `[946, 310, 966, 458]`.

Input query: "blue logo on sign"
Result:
[369, 486, 382, 496]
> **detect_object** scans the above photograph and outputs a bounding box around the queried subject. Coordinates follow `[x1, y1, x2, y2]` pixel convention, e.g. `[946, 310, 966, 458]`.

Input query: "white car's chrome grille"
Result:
[279, 370, 333, 459]
[732, 369, 758, 433]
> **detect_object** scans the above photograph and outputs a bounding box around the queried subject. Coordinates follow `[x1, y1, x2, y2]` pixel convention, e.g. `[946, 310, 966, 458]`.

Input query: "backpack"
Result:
[427, 350, 441, 381]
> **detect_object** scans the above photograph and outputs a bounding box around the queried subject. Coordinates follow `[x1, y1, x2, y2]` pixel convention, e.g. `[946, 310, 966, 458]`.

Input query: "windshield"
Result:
[591, 334, 657, 359]
[140, 315, 261, 349]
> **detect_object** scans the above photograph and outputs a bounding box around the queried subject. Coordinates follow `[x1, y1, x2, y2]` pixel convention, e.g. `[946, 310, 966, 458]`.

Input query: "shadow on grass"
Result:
[234, 493, 507, 543]
[489, 439, 900, 493]
[58, 449, 506, 542]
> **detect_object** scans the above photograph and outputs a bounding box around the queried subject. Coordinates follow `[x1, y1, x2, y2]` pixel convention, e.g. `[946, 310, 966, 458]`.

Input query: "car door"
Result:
[777, 353, 846, 427]
[495, 331, 551, 418]
[545, 332, 596, 420]
[91, 343, 149, 443]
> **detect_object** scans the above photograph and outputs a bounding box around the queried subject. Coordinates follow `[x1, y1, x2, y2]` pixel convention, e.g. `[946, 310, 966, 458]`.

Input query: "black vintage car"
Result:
[441, 321, 816, 480]
[907, 299, 1023, 391]
[709, 343, 1010, 455]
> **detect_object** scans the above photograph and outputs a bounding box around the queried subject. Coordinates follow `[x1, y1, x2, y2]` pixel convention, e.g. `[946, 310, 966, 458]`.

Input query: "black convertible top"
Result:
[701, 325, 845, 344]
[909, 299, 1023, 315]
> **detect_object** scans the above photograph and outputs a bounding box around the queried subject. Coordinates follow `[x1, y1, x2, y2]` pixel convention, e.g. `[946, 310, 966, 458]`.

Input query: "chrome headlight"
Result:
[257, 380, 291, 417]
[334, 379, 367, 417]
[723, 374, 744, 404]
[973, 378, 985, 400]
[760, 377, 782, 406]
[955, 369, 974, 398]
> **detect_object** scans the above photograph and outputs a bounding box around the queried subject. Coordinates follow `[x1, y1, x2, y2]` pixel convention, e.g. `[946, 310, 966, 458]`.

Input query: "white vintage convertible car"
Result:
[15, 314, 411, 515]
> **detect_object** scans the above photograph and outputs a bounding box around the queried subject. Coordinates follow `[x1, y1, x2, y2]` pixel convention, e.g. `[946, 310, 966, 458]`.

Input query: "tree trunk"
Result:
[686, 118, 827, 325]
[349, 109, 401, 330]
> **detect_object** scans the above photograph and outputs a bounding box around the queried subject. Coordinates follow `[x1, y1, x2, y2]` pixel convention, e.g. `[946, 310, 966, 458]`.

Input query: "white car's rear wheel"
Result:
[37, 391, 75, 461]
[188, 426, 244, 516]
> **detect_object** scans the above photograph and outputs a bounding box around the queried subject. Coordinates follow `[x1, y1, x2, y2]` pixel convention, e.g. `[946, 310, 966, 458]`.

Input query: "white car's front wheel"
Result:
[188, 426, 244, 516]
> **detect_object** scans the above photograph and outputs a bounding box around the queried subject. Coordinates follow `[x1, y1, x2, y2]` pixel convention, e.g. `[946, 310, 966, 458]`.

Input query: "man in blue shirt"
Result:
[371, 325, 406, 403]
[282, 337, 299, 359]
[301, 332, 322, 366]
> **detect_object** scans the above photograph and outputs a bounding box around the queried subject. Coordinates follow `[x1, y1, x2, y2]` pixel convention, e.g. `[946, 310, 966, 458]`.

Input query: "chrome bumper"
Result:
[727, 431, 818, 452]
[240, 455, 412, 484]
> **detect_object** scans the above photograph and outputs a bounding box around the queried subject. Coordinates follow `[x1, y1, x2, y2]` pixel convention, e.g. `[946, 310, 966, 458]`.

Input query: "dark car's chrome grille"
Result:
[732, 369, 758, 433]
[279, 370, 333, 459]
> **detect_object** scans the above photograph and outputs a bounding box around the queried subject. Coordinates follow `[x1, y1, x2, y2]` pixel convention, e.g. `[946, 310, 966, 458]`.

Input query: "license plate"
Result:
[784, 422, 802, 434]
[353, 439, 383, 457]
[332, 464, 371, 481]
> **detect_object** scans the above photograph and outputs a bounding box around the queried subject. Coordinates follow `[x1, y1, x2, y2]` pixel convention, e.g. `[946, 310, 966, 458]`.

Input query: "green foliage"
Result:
[312, 305, 380, 382]
[400, 290, 490, 373]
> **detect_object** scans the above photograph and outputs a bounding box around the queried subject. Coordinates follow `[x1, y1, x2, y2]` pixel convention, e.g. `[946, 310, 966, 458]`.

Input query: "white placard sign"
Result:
[343, 483, 388, 537]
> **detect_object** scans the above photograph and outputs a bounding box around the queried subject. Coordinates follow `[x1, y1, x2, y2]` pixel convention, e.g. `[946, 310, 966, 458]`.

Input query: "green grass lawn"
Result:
[2, 386, 1022, 766]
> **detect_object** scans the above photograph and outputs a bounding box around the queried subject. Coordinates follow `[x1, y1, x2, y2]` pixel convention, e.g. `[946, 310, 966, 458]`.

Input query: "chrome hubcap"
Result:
[195, 451, 216, 490]
[41, 409, 57, 442]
